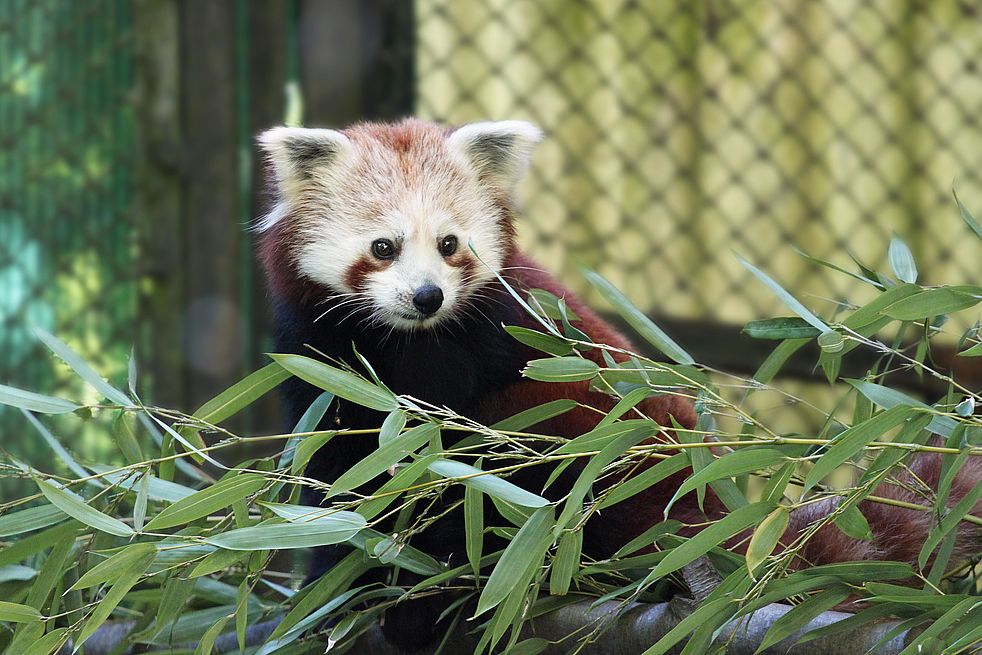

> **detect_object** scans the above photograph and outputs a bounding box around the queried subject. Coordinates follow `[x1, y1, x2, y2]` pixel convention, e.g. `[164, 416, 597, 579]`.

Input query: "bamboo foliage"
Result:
[0, 203, 979, 653]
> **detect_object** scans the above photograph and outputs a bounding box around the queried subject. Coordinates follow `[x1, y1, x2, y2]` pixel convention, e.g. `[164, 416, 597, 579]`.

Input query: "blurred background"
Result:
[1, 0, 981, 472]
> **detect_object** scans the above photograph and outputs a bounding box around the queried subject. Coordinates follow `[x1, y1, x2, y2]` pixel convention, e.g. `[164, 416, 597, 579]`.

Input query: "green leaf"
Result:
[834, 505, 873, 541]
[802, 405, 915, 492]
[347, 528, 442, 575]
[270, 353, 398, 411]
[268, 550, 368, 640]
[582, 268, 694, 364]
[492, 399, 577, 432]
[917, 481, 982, 570]
[75, 562, 152, 648]
[523, 356, 599, 382]
[0, 601, 42, 623]
[355, 454, 438, 520]
[549, 529, 582, 596]
[464, 466, 484, 581]
[755, 587, 852, 653]
[888, 236, 918, 283]
[746, 506, 790, 577]
[953, 186, 982, 240]
[427, 458, 548, 508]
[328, 423, 438, 497]
[742, 317, 821, 340]
[88, 465, 195, 503]
[291, 431, 336, 476]
[378, 410, 407, 446]
[194, 614, 232, 655]
[666, 449, 787, 515]
[897, 596, 979, 655]
[752, 338, 810, 385]
[0, 505, 67, 538]
[958, 341, 982, 357]
[528, 288, 581, 321]
[598, 454, 690, 511]
[34, 477, 133, 537]
[193, 362, 290, 424]
[205, 513, 366, 550]
[20, 410, 93, 483]
[817, 330, 844, 353]
[846, 379, 957, 436]
[505, 326, 573, 356]
[21, 627, 69, 655]
[144, 473, 268, 531]
[736, 256, 830, 334]
[475, 505, 554, 616]
[641, 597, 734, 655]
[0, 384, 78, 414]
[645, 501, 776, 583]
[34, 328, 132, 406]
[71, 543, 157, 590]
[882, 287, 981, 320]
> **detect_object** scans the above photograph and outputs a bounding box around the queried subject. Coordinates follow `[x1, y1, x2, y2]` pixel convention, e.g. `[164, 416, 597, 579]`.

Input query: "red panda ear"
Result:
[257, 126, 352, 196]
[446, 121, 542, 190]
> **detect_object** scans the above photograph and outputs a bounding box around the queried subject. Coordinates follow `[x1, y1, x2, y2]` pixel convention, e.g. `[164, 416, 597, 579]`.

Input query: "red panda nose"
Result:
[412, 285, 444, 315]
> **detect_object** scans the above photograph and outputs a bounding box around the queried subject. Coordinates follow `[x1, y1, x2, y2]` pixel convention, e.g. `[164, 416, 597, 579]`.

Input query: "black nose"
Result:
[412, 285, 444, 315]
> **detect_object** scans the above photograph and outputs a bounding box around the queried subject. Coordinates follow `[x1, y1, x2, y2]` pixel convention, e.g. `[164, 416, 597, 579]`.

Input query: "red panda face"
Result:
[257, 119, 541, 330]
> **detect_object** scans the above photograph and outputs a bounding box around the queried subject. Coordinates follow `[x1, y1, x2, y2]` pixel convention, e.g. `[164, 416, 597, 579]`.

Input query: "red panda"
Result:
[255, 118, 980, 648]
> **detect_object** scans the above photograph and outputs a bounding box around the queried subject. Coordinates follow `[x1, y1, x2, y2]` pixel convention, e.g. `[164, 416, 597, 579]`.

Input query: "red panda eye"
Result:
[439, 235, 458, 257]
[371, 239, 395, 260]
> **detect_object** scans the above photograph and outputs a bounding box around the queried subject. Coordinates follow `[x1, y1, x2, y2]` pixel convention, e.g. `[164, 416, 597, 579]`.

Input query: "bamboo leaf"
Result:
[881, 287, 981, 320]
[846, 379, 957, 436]
[549, 529, 582, 596]
[742, 317, 821, 340]
[193, 362, 290, 424]
[523, 356, 599, 382]
[917, 481, 982, 570]
[958, 341, 982, 357]
[746, 506, 790, 577]
[645, 501, 776, 583]
[504, 326, 573, 356]
[465, 466, 484, 581]
[205, 513, 366, 550]
[428, 458, 548, 508]
[492, 399, 577, 432]
[71, 543, 157, 590]
[88, 465, 195, 503]
[378, 410, 407, 446]
[194, 614, 232, 655]
[75, 563, 151, 648]
[834, 504, 873, 541]
[640, 598, 733, 655]
[666, 449, 787, 515]
[270, 353, 398, 411]
[34, 328, 131, 406]
[887, 236, 918, 283]
[736, 256, 830, 333]
[0, 505, 67, 538]
[953, 186, 982, 240]
[475, 505, 554, 616]
[802, 405, 915, 492]
[0, 601, 42, 623]
[328, 423, 438, 497]
[144, 473, 268, 531]
[356, 454, 438, 520]
[756, 587, 852, 653]
[34, 477, 132, 537]
[0, 384, 78, 414]
[20, 410, 95, 483]
[582, 267, 694, 364]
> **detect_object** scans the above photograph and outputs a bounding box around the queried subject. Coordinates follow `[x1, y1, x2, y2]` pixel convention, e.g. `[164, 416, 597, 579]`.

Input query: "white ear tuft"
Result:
[258, 126, 351, 192]
[446, 120, 542, 189]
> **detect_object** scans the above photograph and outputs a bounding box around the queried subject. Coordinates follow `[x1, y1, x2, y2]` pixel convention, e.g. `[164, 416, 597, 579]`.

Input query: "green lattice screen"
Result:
[0, 0, 138, 464]
[415, 0, 982, 329]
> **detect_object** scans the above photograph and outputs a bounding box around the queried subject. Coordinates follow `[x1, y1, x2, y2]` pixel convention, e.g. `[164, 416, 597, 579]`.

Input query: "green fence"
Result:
[0, 0, 138, 465]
